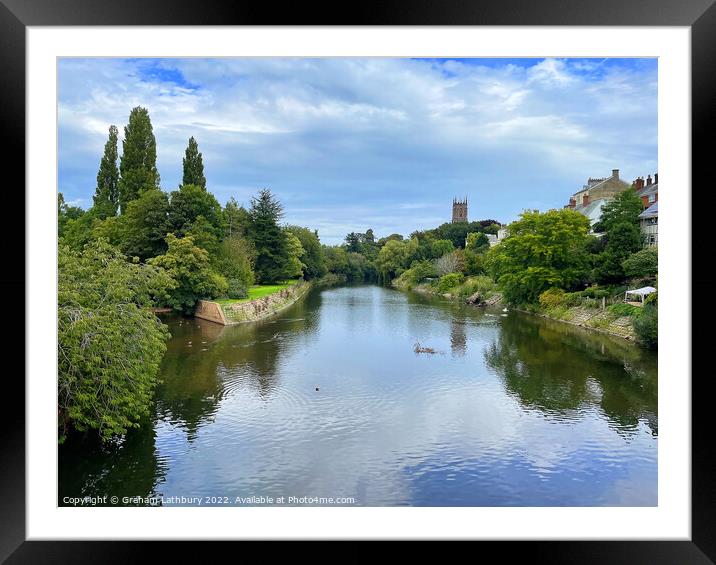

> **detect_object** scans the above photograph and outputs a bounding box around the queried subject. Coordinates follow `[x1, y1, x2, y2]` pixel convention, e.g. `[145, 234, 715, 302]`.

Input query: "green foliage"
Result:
[168, 184, 224, 238]
[93, 125, 120, 218]
[215, 234, 255, 289]
[225, 278, 248, 299]
[148, 234, 225, 313]
[486, 209, 591, 304]
[595, 189, 644, 233]
[284, 231, 306, 279]
[437, 272, 464, 293]
[432, 221, 485, 248]
[431, 239, 455, 258]
[377, 239, 410, 281]
[118, 107, 160, 213]
[223, 197, 251, 238]
[539, 287, 568, 310]
[466, 231, 490, 252]
[405, 259, 437, 283]
[119, 189, 170, 260]
[182, 136, 206, 189]
[633, 304, 658, 349]
[622, 246, 658, 277]
[60, 208, 100, 251]
[287, 226, 326, 279]
[593, 222, 643, 283]
[608, 303, 642, 317]
[58, 193, 87, 239]
[247, 189, 292, 283]
[58, 240, 172, 442]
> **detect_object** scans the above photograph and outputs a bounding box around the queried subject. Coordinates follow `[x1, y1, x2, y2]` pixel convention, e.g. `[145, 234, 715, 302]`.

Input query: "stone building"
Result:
[564, 169, 632, 226]
[452, 197, 468, 223]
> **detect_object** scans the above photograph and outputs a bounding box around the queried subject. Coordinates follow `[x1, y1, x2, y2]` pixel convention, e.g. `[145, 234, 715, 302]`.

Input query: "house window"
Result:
[649, 194, 656, 203]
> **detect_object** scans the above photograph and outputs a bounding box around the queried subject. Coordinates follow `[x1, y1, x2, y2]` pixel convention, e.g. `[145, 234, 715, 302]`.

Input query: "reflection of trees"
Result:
[450, 318, 467, 357]
[155, 291, 319, 439]
[485, 312, 658, 433]
[58, 417, 167, 505]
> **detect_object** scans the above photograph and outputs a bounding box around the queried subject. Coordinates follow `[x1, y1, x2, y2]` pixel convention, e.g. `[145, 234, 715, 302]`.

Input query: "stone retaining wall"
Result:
[194, 299, 228, 325]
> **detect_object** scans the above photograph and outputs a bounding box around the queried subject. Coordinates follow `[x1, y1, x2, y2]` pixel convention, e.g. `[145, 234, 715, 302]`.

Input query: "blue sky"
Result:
[58, 57, 657, 244]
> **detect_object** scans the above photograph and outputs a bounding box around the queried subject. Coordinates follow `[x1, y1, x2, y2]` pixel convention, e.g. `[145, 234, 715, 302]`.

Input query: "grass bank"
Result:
[393, 274, 503, 306]
[215, 279, 299, 307]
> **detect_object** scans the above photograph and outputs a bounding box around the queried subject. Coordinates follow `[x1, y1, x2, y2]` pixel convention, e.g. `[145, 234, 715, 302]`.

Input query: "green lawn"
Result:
[215, 280, 298, 306]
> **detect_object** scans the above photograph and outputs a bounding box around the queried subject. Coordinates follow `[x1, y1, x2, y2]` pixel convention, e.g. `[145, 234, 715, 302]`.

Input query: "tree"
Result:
[466, 232, 490, 253]
[287, 225, 326, 279]
[486, 209, 591, 304]
[119, 189, 170, 260]
[434, 251, 463, 276]
[223, 197, 251, 238]
[247, 189, 291, 283]
[215, 234, 255, 291]
[431, 239, 455, 258]
[168, 184, 224, 237]
[593, 221, 643, 283]
[118, 106, 160, 213]
[58, 193, 86, 239]
[345, 232, 362, 253]
[622, 246, 658, 278]
[182, 136, 206, 189]
[285, 231, 306, 279]
[594, 190, 644, 233]
[377, 239, 410, 281]
[58, 239, 172, 442]
[148, 233, 227, 313]
[633, 303, 658, 349]
[93, 125, 120, 218]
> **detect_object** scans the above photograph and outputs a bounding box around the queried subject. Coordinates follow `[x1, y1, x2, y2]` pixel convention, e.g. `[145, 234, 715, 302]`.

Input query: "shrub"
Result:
[226, 278, 248, 299]
[622, 246, 658, 277]
[633, 304, 658, 349]
[437, 272, 464, 293]
[539, 287, 567, 309]
[608, 303, 642, 317]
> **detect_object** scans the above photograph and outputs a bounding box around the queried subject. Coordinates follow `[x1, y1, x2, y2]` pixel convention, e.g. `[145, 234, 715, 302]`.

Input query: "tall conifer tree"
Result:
[118, 106, 160, 213]
[93, 125, 119, 218]
[182, 136, 206, 189]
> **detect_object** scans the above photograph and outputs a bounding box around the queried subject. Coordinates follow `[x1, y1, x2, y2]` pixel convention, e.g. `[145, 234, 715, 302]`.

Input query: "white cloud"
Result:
[58, 57, 658, 244]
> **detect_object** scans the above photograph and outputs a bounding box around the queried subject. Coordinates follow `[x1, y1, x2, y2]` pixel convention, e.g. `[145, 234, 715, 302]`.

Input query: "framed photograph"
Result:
[5, 0, 713, 560]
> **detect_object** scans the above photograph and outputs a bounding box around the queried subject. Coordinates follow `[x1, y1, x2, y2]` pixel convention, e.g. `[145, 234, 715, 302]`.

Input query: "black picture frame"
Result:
[3, 0, 713, 561]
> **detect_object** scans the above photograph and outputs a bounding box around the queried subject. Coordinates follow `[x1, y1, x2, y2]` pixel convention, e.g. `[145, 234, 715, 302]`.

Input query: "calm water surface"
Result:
[59, 285, 657, 506]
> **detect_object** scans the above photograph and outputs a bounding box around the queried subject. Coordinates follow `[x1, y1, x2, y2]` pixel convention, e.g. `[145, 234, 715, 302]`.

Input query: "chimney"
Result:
[569, 197, 576, 209]
[634, 177, 644, 191]
[612, 169, 619, 179]
[654, 173, 658, 184]
[646, 174, 652, 186]
[582, 193, 589, 206]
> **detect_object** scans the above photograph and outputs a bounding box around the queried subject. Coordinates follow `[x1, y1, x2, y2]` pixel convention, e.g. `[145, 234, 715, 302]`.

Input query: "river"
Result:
[59, 284, 658, 506]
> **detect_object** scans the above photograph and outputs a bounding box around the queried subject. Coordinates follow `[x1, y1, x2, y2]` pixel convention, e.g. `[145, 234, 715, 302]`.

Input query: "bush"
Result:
[437, 272, 464, 293]
[539, 287, 567, 309]
[633, 304, 658, 349]
[58, 240, 172, 442]
[608, 303, 642, 317]
[226, 278, 248, 299]
[622, 246, 658, 277]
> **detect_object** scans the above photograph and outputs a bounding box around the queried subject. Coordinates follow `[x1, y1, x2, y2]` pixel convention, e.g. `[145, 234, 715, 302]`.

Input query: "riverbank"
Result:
[515, 304, 636, 341]
[392, 276, 644, 344]
[197, 280, 312, 325]
[196, 274, 345, 325]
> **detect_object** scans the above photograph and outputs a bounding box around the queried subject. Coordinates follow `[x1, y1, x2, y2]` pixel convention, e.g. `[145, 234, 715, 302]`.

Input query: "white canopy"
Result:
[625, 286, 657, 296]
[624, 286, 657, 304]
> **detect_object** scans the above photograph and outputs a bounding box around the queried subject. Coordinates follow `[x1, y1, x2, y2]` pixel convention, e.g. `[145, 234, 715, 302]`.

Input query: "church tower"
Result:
[452, 197, 468, 223]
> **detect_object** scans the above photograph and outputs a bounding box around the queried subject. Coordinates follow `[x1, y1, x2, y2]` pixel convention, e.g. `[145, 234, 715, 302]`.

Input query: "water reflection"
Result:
[486, 312, 657, 435]
[59, 285, 657, 506]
